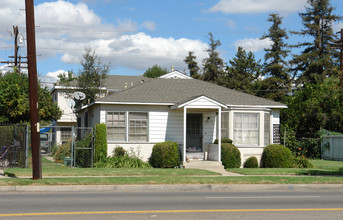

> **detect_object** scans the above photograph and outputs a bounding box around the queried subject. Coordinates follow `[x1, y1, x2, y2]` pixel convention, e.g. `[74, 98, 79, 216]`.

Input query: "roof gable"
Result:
[171, 95, 227, 109]
[159, 70, 192, 79]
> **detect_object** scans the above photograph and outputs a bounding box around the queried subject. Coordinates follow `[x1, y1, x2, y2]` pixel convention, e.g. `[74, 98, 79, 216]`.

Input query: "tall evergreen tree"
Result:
[78, 48, 110, 104]
[258, 13, 291, 101]
[184, 51, 200, 79]
[202, 32, 225, 82]
[218, 47, 261, 94]
[290, 0, 342, 83]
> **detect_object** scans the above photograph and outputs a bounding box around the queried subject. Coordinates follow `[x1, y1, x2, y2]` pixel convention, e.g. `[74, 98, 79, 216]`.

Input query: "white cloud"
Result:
[333, 22, 343, 33]
[209, 0, 307, 14]
[0, 0, 207, 74]
[226, 19, 236, 29]
[141, 21, 156, 31]
[39, 69, 68, 89]
[233, 38, 272, 52]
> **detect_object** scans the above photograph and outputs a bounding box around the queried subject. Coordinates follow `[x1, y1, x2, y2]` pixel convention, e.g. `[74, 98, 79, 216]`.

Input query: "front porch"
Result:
[170, 95, 227, 164]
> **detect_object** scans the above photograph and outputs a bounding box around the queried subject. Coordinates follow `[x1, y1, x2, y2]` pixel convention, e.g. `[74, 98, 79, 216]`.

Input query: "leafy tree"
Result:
[78, 48, 110, 104]
[218, 47, 261, 94]
[0, 69, 62, 123]
[282, 76, 343, 135]
[57, 70, 76, 85]
[143, 65, 168, 78]
[258, 13, 291, 101]
[202, 32, 225, 82]
[184, 51, 201, 79]
[290, 0, 342, 83]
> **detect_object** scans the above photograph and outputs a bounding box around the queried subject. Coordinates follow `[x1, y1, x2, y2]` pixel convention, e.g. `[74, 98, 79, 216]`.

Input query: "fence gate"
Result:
[0, 125, 28, 168]
[321, 135, 343, 161]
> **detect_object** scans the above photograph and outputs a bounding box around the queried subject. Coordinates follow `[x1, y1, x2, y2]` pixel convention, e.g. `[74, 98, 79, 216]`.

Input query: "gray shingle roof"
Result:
[59, 75, 149, 90]
[97, 78, 286, 108]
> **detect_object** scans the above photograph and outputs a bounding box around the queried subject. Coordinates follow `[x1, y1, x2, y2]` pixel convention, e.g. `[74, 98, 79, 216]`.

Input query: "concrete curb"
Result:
[1, 184, 343, 192]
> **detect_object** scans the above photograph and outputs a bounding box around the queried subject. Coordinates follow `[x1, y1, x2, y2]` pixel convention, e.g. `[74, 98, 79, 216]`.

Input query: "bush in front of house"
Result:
[213, 138, 233, 144]
[53, 140, 71, 163]
[95, 147, 150, 168]
[94, 123, 107, 163]
[149, 141, 181, 168]
[221, 143, 241, 168]
[293, 156, 314, 168]
[261, 144, 294, 168]
[243, 156, 259, 168]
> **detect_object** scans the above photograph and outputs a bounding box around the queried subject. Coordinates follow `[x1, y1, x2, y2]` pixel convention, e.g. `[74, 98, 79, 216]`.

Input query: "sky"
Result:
[0, 0, 343, 87]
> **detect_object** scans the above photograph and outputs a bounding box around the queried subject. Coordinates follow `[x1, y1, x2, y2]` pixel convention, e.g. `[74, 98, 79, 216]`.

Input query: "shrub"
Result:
[221, 143, 241, 168]
[261, 144, 294, 168]
[95, 148, 150, 168]
[75, 134, 92, 167]
[94, 124, 107, 163]
[293, 157, 314, 168]
[244, 156, 258, 168]
[214, 138, 233, 144]
[53, 140, 71, 163]
[149, 141, 181, 168]
[114, 146, 126, 157]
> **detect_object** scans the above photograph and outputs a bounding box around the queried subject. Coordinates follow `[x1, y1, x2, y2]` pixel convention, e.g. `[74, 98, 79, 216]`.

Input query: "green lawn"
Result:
[2, 158, 343, 186]
[227, 159, 343, 175]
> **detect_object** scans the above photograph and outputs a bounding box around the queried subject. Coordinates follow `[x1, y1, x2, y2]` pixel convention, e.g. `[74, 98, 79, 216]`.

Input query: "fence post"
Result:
[71, 125, 74, 168]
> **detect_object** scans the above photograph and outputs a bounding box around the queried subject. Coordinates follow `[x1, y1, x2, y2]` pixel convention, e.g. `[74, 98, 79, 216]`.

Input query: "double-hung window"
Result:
[129, 112, 148, 142]
[107, 112, 126, 141]
[234, 113, 259, 145]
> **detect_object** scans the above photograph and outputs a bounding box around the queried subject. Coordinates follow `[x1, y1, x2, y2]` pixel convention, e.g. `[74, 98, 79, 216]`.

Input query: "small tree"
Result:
[78, 48, 110, 104]
[184, 51, 201, 79]
[143, 65, 168, 78]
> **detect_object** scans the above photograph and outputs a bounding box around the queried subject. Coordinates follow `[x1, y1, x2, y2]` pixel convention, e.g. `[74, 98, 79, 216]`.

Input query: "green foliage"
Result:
[149, 141, 181, 168]
[218, 47, 261, 95]
[113, 146, 126, 157]
[143, 65, 168, 78]
[221, 143, 241, 168]
[75, 134, 93, 167]
[184, 51, 201, 79]
[213, 138, 233, 144]
[202, 32, 225, 82]
[95, 148, 150, 168]
[261, 144, 294, 168]
[293, 157, 314, 168]
[94, 124, 107, 163]
[244, 156, 259, 168]
[53, 140, 71, 163]
[282, 78, 343, 135]
[297, 138, 321, 159]
[0, 69, 62, 123]
[78, 48, 110, 105]
[57, 70, 76, 85]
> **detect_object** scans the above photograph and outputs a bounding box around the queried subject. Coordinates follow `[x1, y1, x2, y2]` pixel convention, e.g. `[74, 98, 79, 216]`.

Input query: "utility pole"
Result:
[25, 0, 42, 180]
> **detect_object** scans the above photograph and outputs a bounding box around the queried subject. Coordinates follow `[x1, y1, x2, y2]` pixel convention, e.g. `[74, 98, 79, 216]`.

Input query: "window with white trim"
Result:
[107, 112, 126, 141]
[129, 112, 148, 142]
[234, 113, 259, 145]
[264, 113, 270, 146]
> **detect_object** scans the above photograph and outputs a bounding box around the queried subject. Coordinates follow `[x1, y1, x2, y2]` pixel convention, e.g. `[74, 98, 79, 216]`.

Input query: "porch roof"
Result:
[170, 95, 227, 109]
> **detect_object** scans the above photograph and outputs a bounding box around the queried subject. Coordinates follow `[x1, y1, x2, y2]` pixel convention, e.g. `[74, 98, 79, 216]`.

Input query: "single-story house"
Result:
[77, 70, 287, 166]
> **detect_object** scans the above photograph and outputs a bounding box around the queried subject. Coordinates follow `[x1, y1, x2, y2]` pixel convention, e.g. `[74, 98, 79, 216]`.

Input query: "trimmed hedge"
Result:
[244, 156, 258, 168]
[94, 123, 107, 163]
[261, 144, 293, 168]
[221, 143, 241, 168]
[149, 141, 181, 168]
[214, 138, 233, 144]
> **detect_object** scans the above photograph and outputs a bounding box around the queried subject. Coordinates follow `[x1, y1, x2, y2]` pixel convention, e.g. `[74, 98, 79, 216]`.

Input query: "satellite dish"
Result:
[66, 99, 75, 108]
[73, 91, 86, 101]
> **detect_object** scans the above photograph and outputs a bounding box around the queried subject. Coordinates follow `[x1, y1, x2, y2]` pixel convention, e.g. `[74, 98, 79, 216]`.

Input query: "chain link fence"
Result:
[0, 124, 28, 168]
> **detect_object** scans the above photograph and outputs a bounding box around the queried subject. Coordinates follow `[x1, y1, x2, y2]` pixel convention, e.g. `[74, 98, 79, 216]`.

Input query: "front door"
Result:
[186, 113, 203, 152]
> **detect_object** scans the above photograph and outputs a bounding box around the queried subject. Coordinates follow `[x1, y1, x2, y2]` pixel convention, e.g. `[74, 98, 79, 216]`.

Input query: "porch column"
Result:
[183, 107, 187, 163]
[218, 107, 221, 162]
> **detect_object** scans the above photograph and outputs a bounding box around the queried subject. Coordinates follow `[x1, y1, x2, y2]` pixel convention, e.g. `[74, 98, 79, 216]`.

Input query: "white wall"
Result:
[53, 90, 76, 123]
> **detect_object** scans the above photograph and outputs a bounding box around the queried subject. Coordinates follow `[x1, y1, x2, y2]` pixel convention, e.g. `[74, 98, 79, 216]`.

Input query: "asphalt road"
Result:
[1, 190, 343, 219]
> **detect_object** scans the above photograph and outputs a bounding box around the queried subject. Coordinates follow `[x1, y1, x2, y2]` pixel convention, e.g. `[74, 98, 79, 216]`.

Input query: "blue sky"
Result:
[1, 0, 342, 86]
